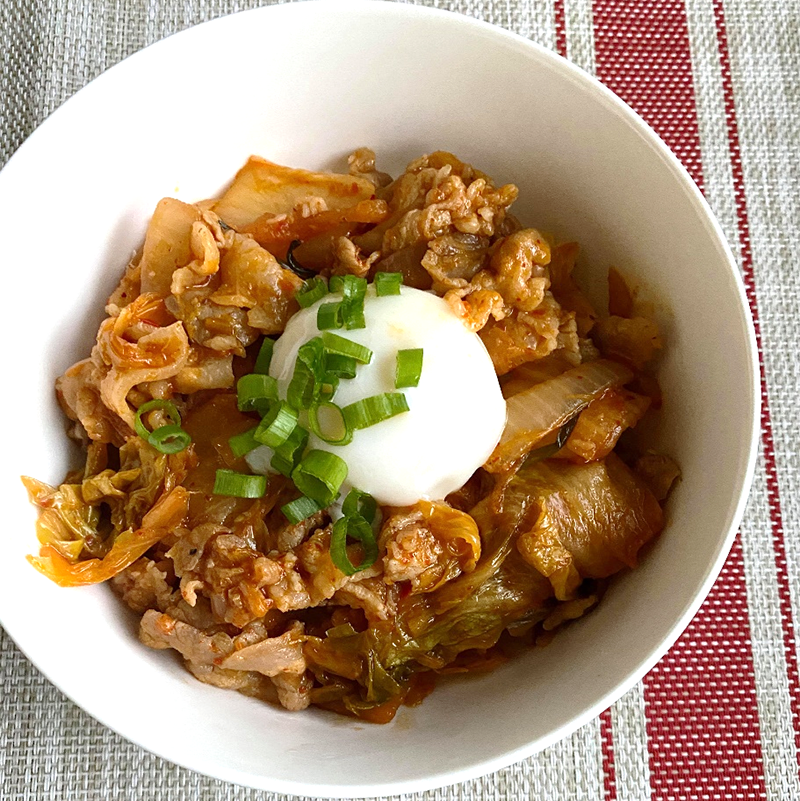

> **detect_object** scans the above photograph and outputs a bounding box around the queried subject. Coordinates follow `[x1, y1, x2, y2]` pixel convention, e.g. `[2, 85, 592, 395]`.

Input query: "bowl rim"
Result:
[0, 0, 761, 796]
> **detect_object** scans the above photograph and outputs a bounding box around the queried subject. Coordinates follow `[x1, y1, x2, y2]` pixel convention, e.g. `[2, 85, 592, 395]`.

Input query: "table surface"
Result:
[2, 0, 799, 799]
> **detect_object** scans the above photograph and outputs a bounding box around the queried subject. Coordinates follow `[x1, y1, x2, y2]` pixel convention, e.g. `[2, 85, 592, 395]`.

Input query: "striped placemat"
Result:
[2, 0, 798, 798]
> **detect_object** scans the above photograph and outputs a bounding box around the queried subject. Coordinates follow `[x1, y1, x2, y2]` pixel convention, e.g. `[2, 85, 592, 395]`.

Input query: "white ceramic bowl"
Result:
[0, 2, 759, 796]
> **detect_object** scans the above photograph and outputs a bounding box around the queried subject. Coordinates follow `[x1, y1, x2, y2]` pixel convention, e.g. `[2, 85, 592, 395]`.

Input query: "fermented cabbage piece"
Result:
[212, 156, 378, 229]
[510, 455, 664, 599]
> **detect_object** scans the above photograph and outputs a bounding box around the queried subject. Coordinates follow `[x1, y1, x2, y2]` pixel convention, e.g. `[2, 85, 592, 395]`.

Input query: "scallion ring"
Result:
[147, 425, 192, 455]
[270, 424, 310, 477]
[321, 332, 372, 364]
[213, 469, 267, 498]
[336, 275, 367, 330]
[308, 401, 353, 445]
[254, 401, 299, 449]
[228, 427, 261, 458]
[287, 336, 325, 409]
[374, 271, 403, 296]
[253, 337, 275, 374]
[341, 392, 409, 431]
[317, 301, 343, 331]
[324, 352, 358, 379]
[295, 276, 328, 308]
[291, 449, 348, 506]
[237, 373, 278, 414]
[134, 399, 191, 454]
[395, 348, 424, 388]
[341, 488, 378, 525]
[330, 514, 379, 576]
[281, 495, 322, 525]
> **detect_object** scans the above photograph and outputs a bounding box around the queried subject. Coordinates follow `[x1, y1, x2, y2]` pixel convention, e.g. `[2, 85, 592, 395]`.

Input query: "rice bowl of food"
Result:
[0, 1, 759, 796]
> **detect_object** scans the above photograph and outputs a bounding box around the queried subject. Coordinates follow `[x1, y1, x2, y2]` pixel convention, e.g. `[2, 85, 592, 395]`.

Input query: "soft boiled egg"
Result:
[268, 285, 506, 507]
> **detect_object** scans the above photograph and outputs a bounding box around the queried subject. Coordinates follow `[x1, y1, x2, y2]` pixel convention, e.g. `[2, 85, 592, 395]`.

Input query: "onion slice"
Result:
[485, 359, 633, 473]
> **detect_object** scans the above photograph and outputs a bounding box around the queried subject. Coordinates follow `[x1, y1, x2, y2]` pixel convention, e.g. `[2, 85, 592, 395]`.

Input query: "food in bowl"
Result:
[23, 148, 679, 722]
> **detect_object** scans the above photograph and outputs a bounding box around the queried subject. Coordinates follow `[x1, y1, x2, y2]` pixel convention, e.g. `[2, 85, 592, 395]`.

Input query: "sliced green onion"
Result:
[395, 348, 424, 388]
[309, 401, 353, 445]
[134, 399, 191, 454]
[270, 425, 309, 477]
[237, 373, 278, 414]
[281, 495, 322, 525]
[291, 449, 348, 506]
[148, 425, 192, 455]
[134, 399, 181, 439]
[335, 275, 367, 330]
[330, 515, 379, 575]
[287, 337, 325, 409]
[253, 338, 275, 374]
[324, 353, 358, 379]
[228, 427, 261, 458]
[342, 392, 410, 431]
[270, 452, 294, 478]
[213, 469, 267, 498]
[341, 488, 378, 525]
[317, 301, 343, 331]
[321, 332, 373, 364]
[255, 401, 299, 449]
[374, 271, 403, 296]
[286, 361, 316, 410]
[296, 276, 328, 308]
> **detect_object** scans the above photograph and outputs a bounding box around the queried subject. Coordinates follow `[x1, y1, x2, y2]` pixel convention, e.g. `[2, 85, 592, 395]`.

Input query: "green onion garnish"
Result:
[134, 399, 191, 454]
[341, 488, 378, 525]
[374, 271, 403, 296]
[255, 401, 299, 449]
[317, 301, 343, 331]
[237, 373, 278, 414]
[342, 392, 410, 431]
[287, 337, 325, 409]
[395, 348, 424, 388]
[330, 514, 379, 575]
[291, 449, 348, 506]
[333, 275, 367, 330]
[147, 425, 192, 454]
[281, 495, 322, 525]
[228, 427, 261, 458]
[286, 361, 316, 410]
[296, 276, 328, 308]
[270, 425, 309, 477]
[308, 401, 353, 445]
[253, 338, 275, 374]
[213, 469, 267, 498]
[321, 332, 373, 364]
[324, 353, 358, 379]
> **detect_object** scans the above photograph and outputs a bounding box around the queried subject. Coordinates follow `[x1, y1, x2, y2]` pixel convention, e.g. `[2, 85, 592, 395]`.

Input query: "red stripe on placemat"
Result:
[713, 0, 800, 774]
[593, 0, 703, 192]
[644, 540, 766, 799]
[592, 1, 768, 798]
[599, 708, 617, 800]
[554, 0, 567, 58]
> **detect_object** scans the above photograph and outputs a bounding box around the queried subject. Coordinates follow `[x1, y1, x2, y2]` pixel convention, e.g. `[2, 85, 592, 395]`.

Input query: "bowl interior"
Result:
[0, 2, 758, 796]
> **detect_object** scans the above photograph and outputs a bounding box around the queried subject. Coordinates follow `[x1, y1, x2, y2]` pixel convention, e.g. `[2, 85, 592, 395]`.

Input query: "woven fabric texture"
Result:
[2, 0, 799, 799]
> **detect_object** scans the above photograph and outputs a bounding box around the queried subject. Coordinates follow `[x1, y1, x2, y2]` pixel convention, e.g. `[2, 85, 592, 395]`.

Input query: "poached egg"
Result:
[268, 285, 506, 506]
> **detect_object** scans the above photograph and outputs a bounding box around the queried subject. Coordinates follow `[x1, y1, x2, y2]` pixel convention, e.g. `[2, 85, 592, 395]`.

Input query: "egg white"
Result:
[268, 285, 506, 506]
